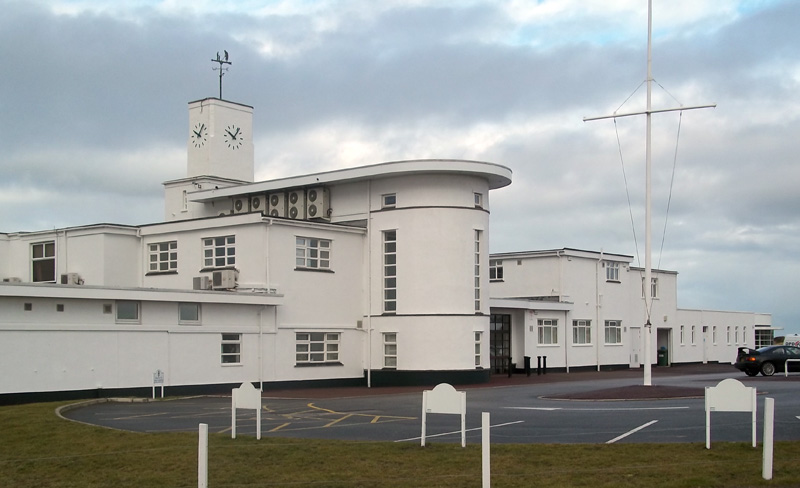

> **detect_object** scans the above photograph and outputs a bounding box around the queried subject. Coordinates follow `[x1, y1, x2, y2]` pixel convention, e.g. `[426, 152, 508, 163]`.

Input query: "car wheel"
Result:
[745, 370, 758, 377]
[761, 362, 776, 376]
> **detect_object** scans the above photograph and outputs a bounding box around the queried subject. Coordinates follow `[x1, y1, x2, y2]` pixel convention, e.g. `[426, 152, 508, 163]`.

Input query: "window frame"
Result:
[221, 333, 242, 365]
[383, 332, 397, 369]
[537, 319, 558, 345]
[572, 319, 592, 345]
[382, 193, 396, 209]
[474, 331, 482, 367]
[474, 230, 482, 312]
[178, 302, 201, 325]
[474, 192, 483, 208]
[148, 240, 178, 274]
[604, 320, 623, 345]
[31, 241, 56, 283]
[489, 259, 503, 281]
[605, 261, 620, 282]
[383, 230, 397, 314]
[115, 300, 140, 324]
[202, 235, 236, 269]
[295, 332, 341, 365]
[295, 236, 332, 271]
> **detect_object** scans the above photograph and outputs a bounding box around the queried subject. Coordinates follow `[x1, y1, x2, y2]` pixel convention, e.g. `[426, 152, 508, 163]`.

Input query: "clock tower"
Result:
[187, 98, 254, 183]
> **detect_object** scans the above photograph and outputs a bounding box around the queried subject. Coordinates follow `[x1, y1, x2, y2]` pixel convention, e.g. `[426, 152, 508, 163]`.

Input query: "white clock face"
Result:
[224, 124, 243, 150]
[191, 123, 208, 147]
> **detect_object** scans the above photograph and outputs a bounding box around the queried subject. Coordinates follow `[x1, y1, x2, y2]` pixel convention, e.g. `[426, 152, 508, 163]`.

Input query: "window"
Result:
[296, 237, 331, 270]
[680, 325, 685, 345]
[641, 277, 658, 298]
[726, 326, 731, 345]
[182, 190, 188, 212]
[538, 319, 558, 345]
[179, 303, 201, 324]
[712, 326, 718, 345]
[489, 259, 503, 281]
[296, 332, 340, 364]
[474, 332, 482, 367]
[691, 325, 696, 345]
[383, 230, 397, 313]
[605, 320, 622, 344]
[735, 326, 740, 345]
[755, 329, 773, 348]
[474, 230, 482, 312]
[56, 304, 64, 312]
[221, 333, 241, 364]
[573, 320, 591, 345]
[382, 193, 396, 208]
[383, 333, 397, 369]
[202, 235, 235, 269]
[31, 241, 56, 282]
[116, 301, 140, 323]
[24, 303, 32, 311]
[474, 192, 483, 208]
[149, 241, 178, 273]
[605, 261, 619, 281]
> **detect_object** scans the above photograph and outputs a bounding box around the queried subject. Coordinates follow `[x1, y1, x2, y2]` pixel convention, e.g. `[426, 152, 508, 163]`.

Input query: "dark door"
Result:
[490, 314, 511, 374]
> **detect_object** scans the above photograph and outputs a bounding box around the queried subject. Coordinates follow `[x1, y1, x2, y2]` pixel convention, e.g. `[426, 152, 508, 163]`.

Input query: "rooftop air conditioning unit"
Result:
[306, 187, 330, 220]
[287, 189, 306, 220]
[232, 197, 250, 214]
[212, 269, 238, 290]
[193, 276, 211, 290]
[60, 273, 82, 285]
[268, 192, 286, 218]
[250, 194, 268, 214]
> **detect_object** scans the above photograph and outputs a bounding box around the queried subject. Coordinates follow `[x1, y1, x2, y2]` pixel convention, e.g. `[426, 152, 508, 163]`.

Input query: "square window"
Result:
[24, 303, 32, 311]
[296, 236, 332, 270]
[116, 301, 140, 323]
[179, 303, 201, 324]
[382, 194, 396, 208]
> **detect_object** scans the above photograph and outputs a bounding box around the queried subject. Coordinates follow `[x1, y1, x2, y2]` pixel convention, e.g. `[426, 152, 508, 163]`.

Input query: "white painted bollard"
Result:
[763, 397, 774, 480]
[482, 412, 490, 488]
[198, 423, 208, 488]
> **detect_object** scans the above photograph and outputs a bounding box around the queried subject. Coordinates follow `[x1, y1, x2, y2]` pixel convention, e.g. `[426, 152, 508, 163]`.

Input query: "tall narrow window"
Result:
[474, 192, 483, 208]
[489, 259, 503, 281]
[691, 325, 696, 345]
[604, 320, 622, 344]
[202, 235, 235, 269]
[383, 230, 397, 313]
[641, 277, 658, 298]
[221, 333, 241, 364]
[605, 261, 620, 281]
[31, 241, 56, 282]
[474, 331, 482, 367]
[383, 333, 397, 369]
[474, 230, 481, 312]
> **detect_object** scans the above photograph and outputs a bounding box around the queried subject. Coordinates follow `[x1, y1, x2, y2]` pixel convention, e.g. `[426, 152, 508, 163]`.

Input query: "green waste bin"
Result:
[657, 346, 668, 366]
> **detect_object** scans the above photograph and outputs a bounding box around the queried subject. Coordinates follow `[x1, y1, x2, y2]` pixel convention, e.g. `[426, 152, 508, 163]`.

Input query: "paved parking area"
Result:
[60, 365, 800, 444]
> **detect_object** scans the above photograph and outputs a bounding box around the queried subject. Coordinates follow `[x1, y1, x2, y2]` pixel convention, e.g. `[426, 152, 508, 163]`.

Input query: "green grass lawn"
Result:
[1, 400, 798, 487]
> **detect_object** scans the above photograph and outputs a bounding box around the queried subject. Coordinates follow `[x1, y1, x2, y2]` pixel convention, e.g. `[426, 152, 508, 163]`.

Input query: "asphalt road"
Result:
[61, 367, 800, 445]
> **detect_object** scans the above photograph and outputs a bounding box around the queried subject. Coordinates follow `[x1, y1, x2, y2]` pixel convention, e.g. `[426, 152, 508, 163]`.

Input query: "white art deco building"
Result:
[0, 97, 771, 403]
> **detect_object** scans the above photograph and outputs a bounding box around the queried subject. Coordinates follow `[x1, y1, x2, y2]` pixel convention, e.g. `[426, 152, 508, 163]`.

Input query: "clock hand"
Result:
[233, 127, 240, 138]
[193, 130, 202, 137]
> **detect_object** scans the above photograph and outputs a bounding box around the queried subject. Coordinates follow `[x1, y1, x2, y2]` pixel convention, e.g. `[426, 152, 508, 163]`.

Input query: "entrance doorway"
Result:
[489, 314, 511, 374]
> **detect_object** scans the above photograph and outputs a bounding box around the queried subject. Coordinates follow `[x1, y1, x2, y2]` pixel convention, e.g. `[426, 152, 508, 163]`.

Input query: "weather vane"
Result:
[211, 50, 232, 99]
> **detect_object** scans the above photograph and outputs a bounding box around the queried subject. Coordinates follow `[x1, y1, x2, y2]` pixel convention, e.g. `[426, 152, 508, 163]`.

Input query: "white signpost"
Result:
[705, 378, 757, 449]
[152, 369, 165, 399]
[420, 383, 466, 448]
[231, 382, 262, 440]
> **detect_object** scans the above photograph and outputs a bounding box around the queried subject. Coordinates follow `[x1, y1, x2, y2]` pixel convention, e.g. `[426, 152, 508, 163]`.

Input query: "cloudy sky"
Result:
[2, 0, 798, 333]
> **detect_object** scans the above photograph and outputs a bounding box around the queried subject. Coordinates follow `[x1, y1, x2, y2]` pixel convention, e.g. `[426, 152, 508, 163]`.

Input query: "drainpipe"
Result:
[596, 250, 603, 371]
[366, 180, 372, 388]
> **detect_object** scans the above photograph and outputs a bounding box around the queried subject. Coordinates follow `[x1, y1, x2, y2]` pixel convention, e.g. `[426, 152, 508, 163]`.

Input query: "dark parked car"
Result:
[735, 345, 800, 376]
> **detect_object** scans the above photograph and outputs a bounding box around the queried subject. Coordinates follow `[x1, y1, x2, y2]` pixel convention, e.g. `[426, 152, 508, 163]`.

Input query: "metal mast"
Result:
[584, 0, 715, 386]
[211, 50, 232, 99]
